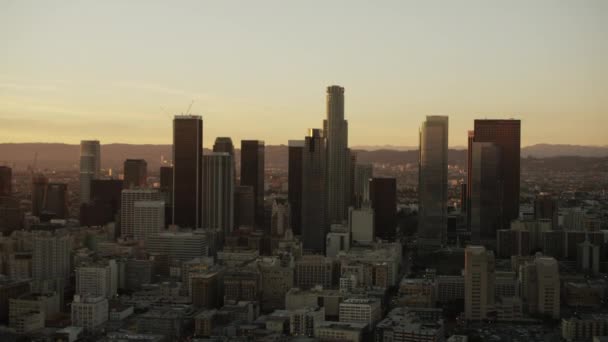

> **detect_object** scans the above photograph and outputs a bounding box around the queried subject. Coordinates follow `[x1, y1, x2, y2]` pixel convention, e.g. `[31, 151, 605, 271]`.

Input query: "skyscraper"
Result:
[464, 245, 495, 321]
[234, 185, 255, 229]
[288, 140, 304, 236]
[133, 201, 165, 241]
[159, 166, 173, 225]
[32, 233, 71, 282]
[369, 177, 397, 240]
[323, 85, 350, 224]
[120, 189, 161, 237]
[0, 166, 11, 197]
[354, 164, 373, 208]
[471, 119, 521, 227]
[44, 183, 68, 219]
[240, 140, 265, 228]
[470, 142, 502, 244]
[123, 159, 147, 189]
[418, 116, 449, 252]
[213, 137, 236, 184]
[80, 140, 101, 204]
[301, 129, 327, 253]
[31, 174, 48, 217]
[173, 115, 203, 228]
[202, 152, 234, 236]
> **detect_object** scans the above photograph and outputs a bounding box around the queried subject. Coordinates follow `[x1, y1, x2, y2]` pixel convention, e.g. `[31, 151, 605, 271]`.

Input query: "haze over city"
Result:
[1, 0, 607, 147]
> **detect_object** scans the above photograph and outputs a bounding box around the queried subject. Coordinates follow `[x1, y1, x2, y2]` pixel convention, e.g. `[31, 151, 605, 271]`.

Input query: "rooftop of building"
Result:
[316, 321, 367, 331]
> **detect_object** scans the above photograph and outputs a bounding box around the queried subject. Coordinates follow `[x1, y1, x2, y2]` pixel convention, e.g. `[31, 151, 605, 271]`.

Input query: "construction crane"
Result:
[185, 100, 194, 115]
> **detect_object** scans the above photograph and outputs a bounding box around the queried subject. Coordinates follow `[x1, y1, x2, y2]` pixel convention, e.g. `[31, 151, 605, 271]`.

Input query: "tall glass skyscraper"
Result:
[288, 140, 304, 235]
[172, 115, 203, 228]
[301, 129, 327, 253]
[418, 116, 449, 252]
[79, 140, 100, 204]
[240, 140, 265, 228]
[203, 152, 234, 236]
[470, 142, 502, 243]
[323, 85, 350, 224]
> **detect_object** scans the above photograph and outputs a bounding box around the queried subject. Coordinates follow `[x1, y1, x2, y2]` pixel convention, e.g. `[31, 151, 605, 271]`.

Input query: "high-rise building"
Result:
[234, 185, 255, 229]
[202, 152, 234, 236]
[354, 164, 373, 208]
[31, 174, 48, 217]
[470, 142, 502, 244]
[464, 245, 495, 321]
[44, 183, 68, 219]
[213, 137, 236, 184]
[301, 129, 327, 253]
[288, 140, 304, 235]
[71, 295, 108, 331]
[240, 140, 265, 228]
[418, 116, 449, 252]
[159, 166, 173, 225]
[173, 115, 203, 228]
[80, 140, 101, 204]
[32, 233, 71, 281]
[133, 201, 165, 241]
[146, 231, 209, 261]
[470, 119, 521, 227]
[534, 194, 558, 229]
[370, 178, 397, 240]
[324, 85, 350, 224]
[80, 179, 123, 227]
[75, 260, 117, 299]
[123, 159, 147, 189]
[120, 189, 161, 237]
[0, 166, 11, 197]
[519, 256, 560, 319]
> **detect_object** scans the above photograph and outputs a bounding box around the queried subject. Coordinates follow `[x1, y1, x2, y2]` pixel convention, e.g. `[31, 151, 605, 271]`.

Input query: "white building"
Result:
[71, 295, 109, 331]
[75, 260, 117, 299]
[349, 206, 374, 243]
[519, 255, 560, 319]
[120, 189, 161, 237]
[133, 200, 165, 241]
[464, 245, 495, 321]
[339, 298, 382, 328]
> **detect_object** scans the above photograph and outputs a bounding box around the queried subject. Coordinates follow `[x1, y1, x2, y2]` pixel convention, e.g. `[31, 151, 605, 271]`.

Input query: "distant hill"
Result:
[521, 144, 608, 158]
[1, 143, 606, 171]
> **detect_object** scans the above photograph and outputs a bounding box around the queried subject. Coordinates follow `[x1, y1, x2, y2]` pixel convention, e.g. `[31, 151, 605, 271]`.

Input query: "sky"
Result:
[1, 0, 607, 148]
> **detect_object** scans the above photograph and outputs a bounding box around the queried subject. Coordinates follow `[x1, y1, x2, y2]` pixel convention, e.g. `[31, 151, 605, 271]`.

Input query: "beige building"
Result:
[71, 295, 109, 331]
[519, 255, 560, 319]
[315, 321, 365, 342]
[9, 292, 60, 331]
[339, 297, 382, 328]
[464, 245, 495, 320]
[290, 306, 325, 337]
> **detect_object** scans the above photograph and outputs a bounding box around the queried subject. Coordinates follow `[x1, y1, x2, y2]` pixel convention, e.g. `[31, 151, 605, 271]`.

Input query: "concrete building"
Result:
[577, 240, 601, 275]
[286, 287, 345, 319]
[32, 233, 71, 281]
[349, 206, 374, 243]
[519, 256, 560, 319]
[290, 306, 325, 337]
[562, 314, 608, 342]
[294, 255, 338, 290]
[339, 297, 382, 328]
[418, 115, 448, 253]
[9, 292, 60, 331]
[80, 140, 101, 204]
[133, 201, 165, 241]
[190, 271, 220, 309]
[146, 231, 208, 261]
[71, 295, 109, 331]
[326, 224, 350, 258]
[436, 275, 465, 303]
[75, 260, 118, 299]
[315, 321, 366, 342]
[464, 246, 495, 321]
[120, 189, 161, 238]
[353, 164, 373, 208]
[258, 257, 294, 311]
[376, 307, 444, 342]
[0, 278, 30, 322]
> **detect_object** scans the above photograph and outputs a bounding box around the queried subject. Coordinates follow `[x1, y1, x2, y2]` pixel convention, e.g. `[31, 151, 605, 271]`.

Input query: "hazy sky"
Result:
[1, 0, 606, 147]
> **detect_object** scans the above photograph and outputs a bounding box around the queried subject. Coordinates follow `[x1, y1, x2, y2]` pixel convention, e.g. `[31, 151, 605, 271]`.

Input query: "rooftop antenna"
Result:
[185, 100, 194, 115]
[160, 106, 172, 119]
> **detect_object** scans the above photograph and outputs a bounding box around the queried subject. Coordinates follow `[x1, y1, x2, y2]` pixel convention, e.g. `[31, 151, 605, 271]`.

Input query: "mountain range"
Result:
[1, 143, 607, 171]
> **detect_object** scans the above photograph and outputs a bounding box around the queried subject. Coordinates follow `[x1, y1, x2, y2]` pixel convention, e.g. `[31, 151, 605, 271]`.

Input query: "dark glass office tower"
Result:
[123, 159, 147, 189]
[173, 115, 203, 228]
[472, 119, 521, 228]
[160, 166, 174, 225]
[234, 185, 255, 229]
[44, 183, 68, 219]
[301, 129, 327, 253]
[288, 140, 304, 235]
[370, 177, 397, 241]
[203, 152, 234, 236]
[534, 193, 558, 229]
[240, 140, 265, 228]
[213, 137, 236, 185]
[418, 116, 449, 252]
[470, 142, 502, 243]
[31, 174, 48, 217]
[80, 179, 123, 227]
[0, 166, 11, 197]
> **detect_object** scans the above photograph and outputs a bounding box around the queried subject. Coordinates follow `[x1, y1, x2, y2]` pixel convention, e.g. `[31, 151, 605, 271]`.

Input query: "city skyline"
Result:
[1, 1, 606, 147]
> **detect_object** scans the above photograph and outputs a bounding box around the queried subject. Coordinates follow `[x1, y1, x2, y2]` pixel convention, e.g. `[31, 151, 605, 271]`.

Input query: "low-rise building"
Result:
[71, 295, 109, 331]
